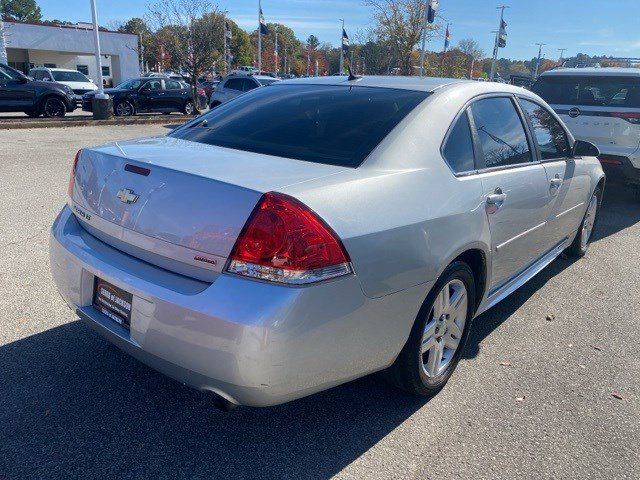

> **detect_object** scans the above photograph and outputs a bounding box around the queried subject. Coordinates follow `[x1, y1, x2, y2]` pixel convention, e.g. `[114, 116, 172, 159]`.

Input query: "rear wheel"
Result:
[386, 261, 475, 397]
[42, 97, 67, 118]
[183, 100, 195, 115]
[566, 187, 601, 257]
[114, 101, 135, 116]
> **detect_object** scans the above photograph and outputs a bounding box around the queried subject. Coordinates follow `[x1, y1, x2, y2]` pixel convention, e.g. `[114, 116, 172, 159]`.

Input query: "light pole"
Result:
[419, 1, 429, 76]
[0, 19, 7, 65]
[490, 5, 509, 81]
[534, 42, 546, 79]
[89, 0, 112, 119]
[558, 48, 566, 65]
[338, 18, 344, 74]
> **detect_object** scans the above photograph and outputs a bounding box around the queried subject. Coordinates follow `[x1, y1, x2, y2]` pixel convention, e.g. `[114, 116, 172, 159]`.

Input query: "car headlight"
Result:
[63, 85, 74, 94]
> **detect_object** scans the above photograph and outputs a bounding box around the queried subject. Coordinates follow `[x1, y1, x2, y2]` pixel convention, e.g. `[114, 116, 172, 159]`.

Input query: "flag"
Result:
[259, 6, 269, 35]
[341, 28, 349, 51]
[427, 0, 439, 24]
[225, 21, 232, 39]
[444, 24, 450, 51]
[498, 19, 507, 48]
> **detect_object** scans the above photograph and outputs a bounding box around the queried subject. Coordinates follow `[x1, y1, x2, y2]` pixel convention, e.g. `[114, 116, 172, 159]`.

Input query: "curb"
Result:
[0, 116, 190, 130]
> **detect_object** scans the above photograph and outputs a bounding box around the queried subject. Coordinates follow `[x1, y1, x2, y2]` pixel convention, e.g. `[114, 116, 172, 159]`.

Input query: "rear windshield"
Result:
[52, 71, 90, 82]
[171, 84, 428, 167]
[532, 75, 640, 108]
[257, 78, 279, 86]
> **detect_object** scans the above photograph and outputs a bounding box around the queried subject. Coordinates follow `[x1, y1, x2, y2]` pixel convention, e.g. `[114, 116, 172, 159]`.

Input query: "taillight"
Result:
[196, 88, 206, 96]
[226, 192, 352, 284]
[611, 112, 640, 124]
[68, 150, 81, 198]
[598, 155, 624, 165]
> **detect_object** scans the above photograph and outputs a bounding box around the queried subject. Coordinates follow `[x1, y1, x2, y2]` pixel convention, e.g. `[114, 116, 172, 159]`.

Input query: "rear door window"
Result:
[241, 78, 259, 91]
[519, 98, 571, 160]
[171, 84, 428, 168]
[165, 79, 183, 90]
[470, 97, 533, 168]
[442, 110, 476, 173]
[533, 75, 640, 108]
[224, 78, 244, 91]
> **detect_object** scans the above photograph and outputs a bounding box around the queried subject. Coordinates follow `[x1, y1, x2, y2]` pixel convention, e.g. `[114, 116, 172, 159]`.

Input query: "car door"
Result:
[517, 97, 590, 242]
[470, 95, 554, 289]
[164, 79, 187, 111]
[0, 65, 34, 109]
[138, 79, 163, 111]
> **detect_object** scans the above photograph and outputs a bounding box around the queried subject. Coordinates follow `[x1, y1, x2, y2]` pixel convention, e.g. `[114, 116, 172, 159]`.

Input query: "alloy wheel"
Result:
[44, 98, 65, 117]
[184, 101, 194, 115]
[581, 193, 598, 249]
[421, 279, 468, 377]
[116, 102, 133, 116]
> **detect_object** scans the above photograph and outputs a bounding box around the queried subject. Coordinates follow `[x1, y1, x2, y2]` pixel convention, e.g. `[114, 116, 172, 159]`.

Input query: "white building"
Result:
[3, 21, 139, 86]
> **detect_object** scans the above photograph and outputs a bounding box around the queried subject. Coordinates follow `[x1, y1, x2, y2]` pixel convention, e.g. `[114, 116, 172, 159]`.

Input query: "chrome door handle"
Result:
[550, 177, 563, 189]
[486, 190, 507, 206]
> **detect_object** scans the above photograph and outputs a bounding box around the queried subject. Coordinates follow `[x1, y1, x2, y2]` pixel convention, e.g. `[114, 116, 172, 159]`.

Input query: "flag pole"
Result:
[490, 5, 508, 81]
[338, 18, 344, 74]
[258, 0, 262, 72]
[274, 28, 278, 75]
[419, 1, 429, 76]
[223, 14, 227, 74]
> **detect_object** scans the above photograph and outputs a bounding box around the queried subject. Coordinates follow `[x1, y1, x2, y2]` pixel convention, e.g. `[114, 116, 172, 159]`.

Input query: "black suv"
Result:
[83, 77, 198, 116]
[0, 63, 77, 117]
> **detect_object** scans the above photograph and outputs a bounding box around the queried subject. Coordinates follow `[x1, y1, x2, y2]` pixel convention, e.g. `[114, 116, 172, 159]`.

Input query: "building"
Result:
[3, 20, 139, 86]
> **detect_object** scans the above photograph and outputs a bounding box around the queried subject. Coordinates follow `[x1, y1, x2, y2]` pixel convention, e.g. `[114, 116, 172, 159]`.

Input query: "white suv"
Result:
[533, 68, 640, 196]
[30, 67, 98, 102]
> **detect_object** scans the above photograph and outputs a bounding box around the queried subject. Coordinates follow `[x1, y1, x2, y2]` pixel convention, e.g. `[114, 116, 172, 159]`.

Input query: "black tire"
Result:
[386, 261, 476, 397]
[42, 96, 67, 118]
[114, 101, 135, 117]
[24, 109, 40, 118]
[565, 186, 602, 258]
[183, 100, 195, 115]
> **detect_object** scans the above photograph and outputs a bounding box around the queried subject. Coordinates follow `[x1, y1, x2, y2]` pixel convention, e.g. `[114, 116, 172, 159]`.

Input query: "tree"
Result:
[118, 17, 154, 72]
[364, 0, 438, 75]
[249, 22, 302, 73]
[306, 35, 320, 50]
[1, 0, 42, 22]
[457, 39, 484, 61]
[147, 0, 223, 105]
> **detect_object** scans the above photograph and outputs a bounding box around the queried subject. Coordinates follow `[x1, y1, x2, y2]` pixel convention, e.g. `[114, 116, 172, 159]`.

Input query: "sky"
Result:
[39, 0, 640, 61]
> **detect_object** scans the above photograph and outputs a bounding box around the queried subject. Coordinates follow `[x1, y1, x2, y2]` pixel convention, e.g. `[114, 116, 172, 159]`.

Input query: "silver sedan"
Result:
[50, 76, 605, 408]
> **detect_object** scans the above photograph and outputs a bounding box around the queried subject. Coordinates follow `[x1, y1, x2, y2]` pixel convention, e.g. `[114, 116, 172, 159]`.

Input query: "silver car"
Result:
[209, 73, 279, 108]
[50, 76, 605, 408]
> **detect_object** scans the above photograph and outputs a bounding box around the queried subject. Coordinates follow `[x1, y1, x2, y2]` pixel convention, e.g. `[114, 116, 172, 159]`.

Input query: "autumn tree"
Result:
[1, 0, 41, 22]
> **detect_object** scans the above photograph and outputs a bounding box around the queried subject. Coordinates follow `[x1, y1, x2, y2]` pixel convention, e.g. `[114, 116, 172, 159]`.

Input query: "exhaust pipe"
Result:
[210, 391, 238, 412]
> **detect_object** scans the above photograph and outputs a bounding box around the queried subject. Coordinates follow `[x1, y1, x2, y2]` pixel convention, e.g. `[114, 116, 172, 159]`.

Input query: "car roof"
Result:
[277, 75, 482, 92]
[540, 67, 640, 78]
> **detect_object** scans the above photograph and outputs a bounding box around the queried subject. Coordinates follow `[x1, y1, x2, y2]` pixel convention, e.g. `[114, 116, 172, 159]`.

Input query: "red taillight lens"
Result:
[598, 155, 624, 165]
[611, 112, 640, 124]
[226, 192, 352, 284]
[196, 88, 206, 95]
[68, 150, 81, 198]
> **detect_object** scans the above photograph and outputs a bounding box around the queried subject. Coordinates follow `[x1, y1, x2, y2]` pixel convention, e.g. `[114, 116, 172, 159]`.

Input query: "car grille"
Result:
[73, 89, 93, 95]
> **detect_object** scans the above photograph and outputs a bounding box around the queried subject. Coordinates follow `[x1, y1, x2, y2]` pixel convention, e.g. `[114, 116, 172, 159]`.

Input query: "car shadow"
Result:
[591, 184, 640, 242]
[1, 182, 636, 480]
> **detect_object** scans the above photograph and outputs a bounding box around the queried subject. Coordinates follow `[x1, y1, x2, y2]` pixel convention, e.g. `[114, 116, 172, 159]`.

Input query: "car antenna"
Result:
[347, 65, 362, 81]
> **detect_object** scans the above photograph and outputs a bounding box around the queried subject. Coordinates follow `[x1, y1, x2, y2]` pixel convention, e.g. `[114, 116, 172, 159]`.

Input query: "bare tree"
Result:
[458, 38, 484, 61]
[363, 0, 438, 75]
[147, 0, 223, 107]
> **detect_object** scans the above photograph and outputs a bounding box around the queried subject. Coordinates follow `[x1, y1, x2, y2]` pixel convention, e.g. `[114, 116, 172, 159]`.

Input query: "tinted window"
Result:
[32, 70, 44, 80]
[101, 66, 110, 76]
[519, 99, 570, 160]
[172, 85, 428, 168]
[470, 97, 532, 168]
[0, 65, 22, 80]
[165, 79, 182, 90]
[533, 76, 640, 108]
[257, 78, 279, 86]
[443, 111, 475, 173]
[52, 71, 89, 82]
[224, 78, 244, 91]
[116, 79, 144, 90]
[143, 80, 162, 91]
[242, 78, 259, 91]
[77, 65, 89, 75]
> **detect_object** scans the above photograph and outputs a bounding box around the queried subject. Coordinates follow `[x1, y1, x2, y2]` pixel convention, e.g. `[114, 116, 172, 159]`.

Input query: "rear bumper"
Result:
[597, 153, 640, 185]
[50, 206, 427, 406]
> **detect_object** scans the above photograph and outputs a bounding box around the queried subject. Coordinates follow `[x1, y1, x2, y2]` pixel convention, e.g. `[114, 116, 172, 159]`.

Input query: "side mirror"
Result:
[572, 140, 600, 158]
[17, 76, 29, 84]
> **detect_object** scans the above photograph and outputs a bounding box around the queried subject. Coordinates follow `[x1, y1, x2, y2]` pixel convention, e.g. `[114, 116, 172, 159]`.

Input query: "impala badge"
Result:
[116, 188, 139, 204]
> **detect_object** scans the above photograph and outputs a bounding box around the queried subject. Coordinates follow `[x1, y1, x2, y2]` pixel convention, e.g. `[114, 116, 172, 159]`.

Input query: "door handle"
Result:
[550, 176, 563, 189]
[486, 188, 507, 213]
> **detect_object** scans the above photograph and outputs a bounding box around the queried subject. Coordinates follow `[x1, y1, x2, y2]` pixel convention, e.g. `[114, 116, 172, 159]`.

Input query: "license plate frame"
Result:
[92, 277, 133, 328]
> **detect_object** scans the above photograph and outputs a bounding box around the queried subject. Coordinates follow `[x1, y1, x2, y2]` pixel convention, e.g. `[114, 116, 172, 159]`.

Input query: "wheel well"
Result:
[37, 93, 66, 111]
[452, 249, 487, 310]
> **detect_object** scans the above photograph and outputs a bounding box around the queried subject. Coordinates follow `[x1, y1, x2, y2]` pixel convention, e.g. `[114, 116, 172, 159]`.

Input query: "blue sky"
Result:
[39, 0, 640, 61]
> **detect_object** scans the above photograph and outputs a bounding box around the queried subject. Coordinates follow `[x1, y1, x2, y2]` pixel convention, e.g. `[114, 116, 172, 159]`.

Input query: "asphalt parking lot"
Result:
[0, 124, 638, 480]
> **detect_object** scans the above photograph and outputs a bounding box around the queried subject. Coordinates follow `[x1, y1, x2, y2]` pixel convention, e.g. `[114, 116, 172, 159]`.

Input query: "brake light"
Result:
[226, 192, 352, 284]
[68, 150, 81, 198]
[196, 88, 206, 96]
[598, 155, 623, 165]
[611, 112, 640, 124]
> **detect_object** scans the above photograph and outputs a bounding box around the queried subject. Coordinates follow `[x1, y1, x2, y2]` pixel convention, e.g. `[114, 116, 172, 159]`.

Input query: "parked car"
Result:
[197, 80, 219, 101]
[533, 68, 640, 197]
[82, 77, 197, 116]
[209, 73, 279, 108]
[0, 63, 77, 117]
[51, 77, 604, 409]
[29, 67, 98, 103]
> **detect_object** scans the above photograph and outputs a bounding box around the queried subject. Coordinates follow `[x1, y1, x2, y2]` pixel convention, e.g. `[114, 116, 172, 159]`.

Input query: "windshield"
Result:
[52, 71, 90, 83]
[0, 64, 23, 81]
[533, 75, 640, 108]
[171, 84, 428, 168]
[115, 79, 145, 90]
[257, 78, 279, 86]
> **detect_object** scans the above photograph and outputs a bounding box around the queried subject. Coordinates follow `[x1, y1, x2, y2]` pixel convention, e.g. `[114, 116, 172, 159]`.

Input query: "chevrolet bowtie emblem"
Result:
[116, 188, 139, 204]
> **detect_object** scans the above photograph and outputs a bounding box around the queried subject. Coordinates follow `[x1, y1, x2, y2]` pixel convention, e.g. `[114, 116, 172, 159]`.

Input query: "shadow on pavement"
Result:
[1, 181, 636, 480]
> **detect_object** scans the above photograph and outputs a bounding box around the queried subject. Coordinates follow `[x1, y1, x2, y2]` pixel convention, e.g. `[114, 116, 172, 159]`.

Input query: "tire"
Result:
[183, 100, 195, 115]
[24, 109, 40, 118]
[386, 261, 476, 397]
[42, 96, 67, 118]
[114, 101, 135, 117]
[565, 186, 601, 258]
